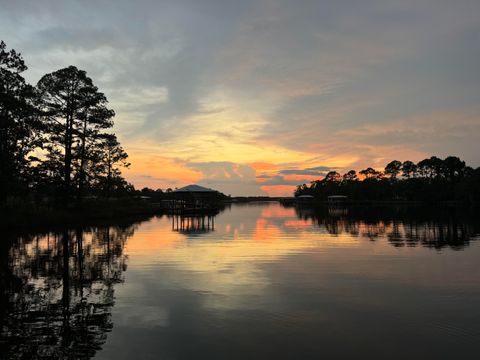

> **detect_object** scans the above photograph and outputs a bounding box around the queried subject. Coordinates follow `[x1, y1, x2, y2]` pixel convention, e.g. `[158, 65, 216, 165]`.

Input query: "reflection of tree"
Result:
[294, 205, 480, 250]
[0, 223, 136, 359]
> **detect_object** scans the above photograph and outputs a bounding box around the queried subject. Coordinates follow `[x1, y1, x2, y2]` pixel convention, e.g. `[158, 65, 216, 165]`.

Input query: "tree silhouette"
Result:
[0, 41, 39, 201]
[36, 66, 117, 205]
[295, 156, 480, 203]
[384, 160, 402, 180]
[95, 134, 130, 196]
[323, 171, 342, 182]
[443, 156, 466, 182]
[359, 167, 382, 180]
[342, 170, 358, 183]
[401, 161, 417, 178]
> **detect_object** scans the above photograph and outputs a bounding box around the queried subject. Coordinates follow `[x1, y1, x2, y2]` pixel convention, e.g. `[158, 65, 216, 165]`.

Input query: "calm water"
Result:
[1, 203, 480, 359]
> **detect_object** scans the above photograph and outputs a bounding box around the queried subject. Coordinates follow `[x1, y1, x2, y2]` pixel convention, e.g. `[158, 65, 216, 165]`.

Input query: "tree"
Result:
[401, 161, 417, 178]
[323, 171, 341, 183]
[384, 160, 402, 180]
[74, 97, 114, 200]
[0, 41, 39, 201]
[359, 167, 382, 180]
[443, 156, 466, 182]
[95, 134, 130, 196]
[428, 156, 444, 178]
[37, 66, 115, 204]
[417, 158, 434, 178]
[342, 170, 358, 182]
[293, 156, 479, 203]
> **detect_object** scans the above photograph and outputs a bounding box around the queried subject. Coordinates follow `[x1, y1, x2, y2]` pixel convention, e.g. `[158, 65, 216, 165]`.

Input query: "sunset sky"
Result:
[2, 0, 479, 195]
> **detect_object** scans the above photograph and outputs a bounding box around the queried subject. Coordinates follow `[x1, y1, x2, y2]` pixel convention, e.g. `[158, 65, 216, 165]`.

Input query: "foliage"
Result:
[0, 41, 131, 205]
[0, 41, 40, 200]
[295, 156, 480, 203]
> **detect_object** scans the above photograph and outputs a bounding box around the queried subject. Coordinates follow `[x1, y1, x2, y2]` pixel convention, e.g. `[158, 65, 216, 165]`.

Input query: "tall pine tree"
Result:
[0, 41, 39, 201]
[37, 66, 116, 204]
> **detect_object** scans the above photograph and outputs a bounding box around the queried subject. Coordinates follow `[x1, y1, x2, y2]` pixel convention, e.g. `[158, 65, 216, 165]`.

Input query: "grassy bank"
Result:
[0, 198, 166, 229]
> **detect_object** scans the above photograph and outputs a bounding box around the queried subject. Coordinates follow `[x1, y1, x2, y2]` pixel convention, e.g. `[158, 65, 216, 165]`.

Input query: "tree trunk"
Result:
[63, 114, 73, 207]
[77, 119, 87, 203]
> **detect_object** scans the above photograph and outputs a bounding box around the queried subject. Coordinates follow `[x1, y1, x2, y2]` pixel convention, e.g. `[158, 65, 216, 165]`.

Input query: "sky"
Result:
[1, 0, 480, 196]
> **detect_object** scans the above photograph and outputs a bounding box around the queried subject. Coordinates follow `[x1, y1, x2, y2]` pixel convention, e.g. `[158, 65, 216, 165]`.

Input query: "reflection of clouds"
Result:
[284, 219, 313, 228]
[98, 203, 480, 359]
[114, 297, 170, 329]
[123, 204, 480, 314]
[260, 206, 295, 218]
[120, 204, 366, 312]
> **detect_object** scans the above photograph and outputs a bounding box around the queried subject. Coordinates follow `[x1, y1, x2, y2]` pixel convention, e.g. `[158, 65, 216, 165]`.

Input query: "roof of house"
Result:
[173, 184, 218, 193]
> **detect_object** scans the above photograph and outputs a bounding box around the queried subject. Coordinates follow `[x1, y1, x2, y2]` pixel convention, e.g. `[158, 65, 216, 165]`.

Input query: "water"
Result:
[1, 202, 480, 359]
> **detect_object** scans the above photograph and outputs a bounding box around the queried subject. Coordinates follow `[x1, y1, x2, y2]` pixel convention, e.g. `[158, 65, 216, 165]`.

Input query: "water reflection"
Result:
[1, 204, 480, 359]
[0, 223, 137, 359]
[171, 214, 215, 234]
[295, 205, 480, 250]
[101, 203, 480, 359]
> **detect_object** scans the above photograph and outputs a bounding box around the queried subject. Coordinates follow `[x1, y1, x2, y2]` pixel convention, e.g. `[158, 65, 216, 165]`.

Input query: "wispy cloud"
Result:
[1, 0, 479, 195]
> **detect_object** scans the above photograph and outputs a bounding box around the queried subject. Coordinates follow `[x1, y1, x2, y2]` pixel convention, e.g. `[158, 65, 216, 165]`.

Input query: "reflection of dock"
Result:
[171, 214, 215, 233]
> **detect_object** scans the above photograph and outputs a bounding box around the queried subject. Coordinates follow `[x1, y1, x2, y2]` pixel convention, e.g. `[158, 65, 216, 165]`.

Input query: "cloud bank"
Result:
[1, 0, 479, 195]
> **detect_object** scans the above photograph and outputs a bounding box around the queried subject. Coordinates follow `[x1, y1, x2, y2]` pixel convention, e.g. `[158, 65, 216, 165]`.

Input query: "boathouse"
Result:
[171, 184, 222, 215]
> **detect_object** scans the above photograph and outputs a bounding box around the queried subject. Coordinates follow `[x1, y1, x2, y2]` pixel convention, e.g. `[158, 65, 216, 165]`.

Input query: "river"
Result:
[1, 202, 480, 359]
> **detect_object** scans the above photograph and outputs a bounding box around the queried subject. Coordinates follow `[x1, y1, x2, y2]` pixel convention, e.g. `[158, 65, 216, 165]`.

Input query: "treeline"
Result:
[1, 41, 131, 207]
[294, 156, 480, 203]
[136, 186, 229, 202]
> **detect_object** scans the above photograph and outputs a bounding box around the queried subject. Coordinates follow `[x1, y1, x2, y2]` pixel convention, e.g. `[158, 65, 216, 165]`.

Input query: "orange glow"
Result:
[252, 218, 282, 241]
[261, 185, 297, 197]
[283, 174, 315, 181]
[250, 162, 280, 172]
[284, 219, 313, 228]
[125, 152, 202, 189]
[256, 177, 269, 183]
[261, 206, 296, 218]
[124, 218, 184, 253]
[118, 108, 476, 196]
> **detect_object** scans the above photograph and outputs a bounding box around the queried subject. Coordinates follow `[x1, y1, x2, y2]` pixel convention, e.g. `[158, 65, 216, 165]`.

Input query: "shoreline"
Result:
[2, 198, 478, 230]
[0, 199, 166, 230]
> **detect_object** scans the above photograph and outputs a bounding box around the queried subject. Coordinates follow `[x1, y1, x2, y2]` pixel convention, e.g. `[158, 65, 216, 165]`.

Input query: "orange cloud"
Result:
[250, 162, 280, 172]
[260, 185, 297, 197]
[283, 174, 316, 181]
[125, 152, 202, 190]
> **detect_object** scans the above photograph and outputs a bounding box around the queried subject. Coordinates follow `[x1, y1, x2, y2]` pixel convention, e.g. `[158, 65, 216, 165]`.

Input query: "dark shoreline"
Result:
[0, 199, 166, 230]
[2, 198, 478, 230]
